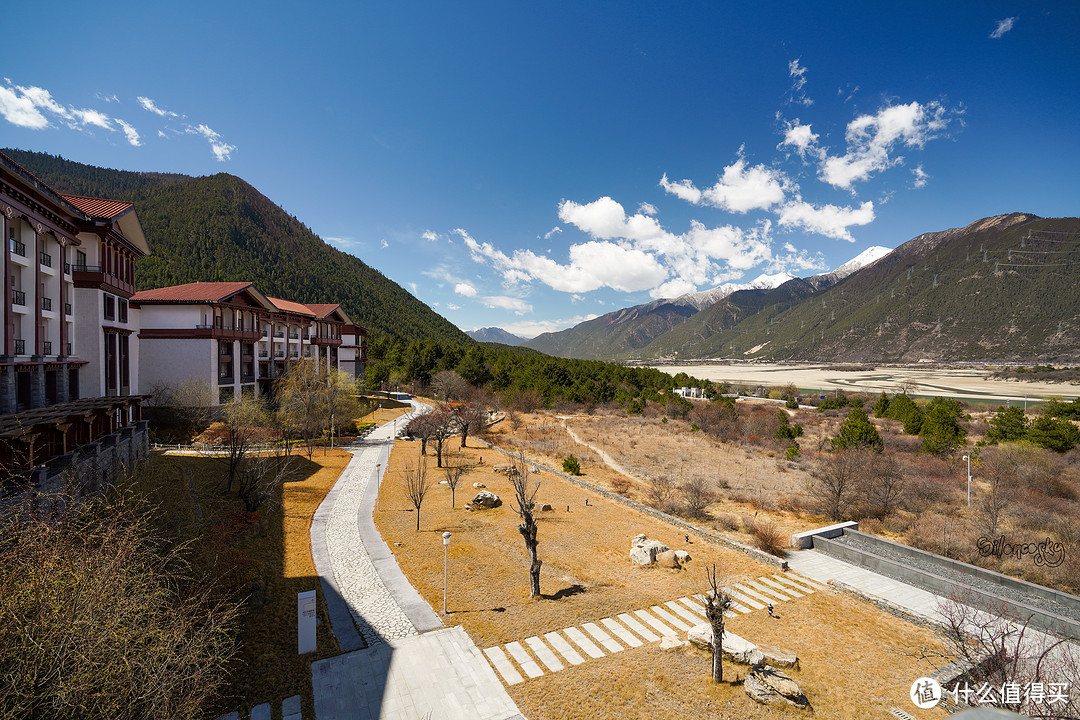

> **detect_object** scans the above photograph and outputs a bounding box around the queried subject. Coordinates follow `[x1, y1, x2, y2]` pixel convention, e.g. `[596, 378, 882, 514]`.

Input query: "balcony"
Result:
[274, 352, 285, 359]
[191, 324, 261, 342]
[39, 252, 52, 268]
[311, 335, 343, 347]
[14, 339, 25, 355]
[42, 297, 52, 312]
[273, 330, 285, 339]
[258, 350, 269, 359]
[71, 264, 135, 296]
[11, 290, 25, 306]
[42, 341, 52, 355]
[9, 239, 25, 257]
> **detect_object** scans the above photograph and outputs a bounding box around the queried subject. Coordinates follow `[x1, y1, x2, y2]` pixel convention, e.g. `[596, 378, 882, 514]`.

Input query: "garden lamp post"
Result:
[962, 454, 971, 507]
[376, 463, 382, 511]
[442, 531, 452, 614]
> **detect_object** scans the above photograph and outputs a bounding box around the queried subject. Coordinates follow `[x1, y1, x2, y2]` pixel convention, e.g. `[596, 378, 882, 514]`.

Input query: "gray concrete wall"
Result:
[813, 535, 1080, 640]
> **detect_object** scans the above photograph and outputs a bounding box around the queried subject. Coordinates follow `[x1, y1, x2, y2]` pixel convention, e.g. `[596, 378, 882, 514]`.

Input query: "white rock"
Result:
[471, 490, 502, 509]
[629, 534, 670, 566]
[686, 624, 765, 665]
[659, 635, 688, 651]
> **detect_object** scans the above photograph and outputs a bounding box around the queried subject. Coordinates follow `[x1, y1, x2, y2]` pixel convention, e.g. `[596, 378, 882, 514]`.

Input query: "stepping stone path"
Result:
[481, 572, 823, 685]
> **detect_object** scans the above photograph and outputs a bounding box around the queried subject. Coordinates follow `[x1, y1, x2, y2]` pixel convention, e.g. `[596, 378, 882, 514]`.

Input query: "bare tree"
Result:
[402, 450, 432, 532]
[442, 452, 465, 508]
[861, 451, 905, 517]
[978, 452, 1013, 538]
[679, 474, 715, 517]
[145, 377, 215, 442]
[450, 401, 487, 449]
[704, 564, 734, 683]
[218, 394, 271, 493]
[509, 451, 542, 597]
[647, 473, 676, 511]
[234, 451, 298, 513]
[809, 449, 865, 520]
[430, 369, 470, 403]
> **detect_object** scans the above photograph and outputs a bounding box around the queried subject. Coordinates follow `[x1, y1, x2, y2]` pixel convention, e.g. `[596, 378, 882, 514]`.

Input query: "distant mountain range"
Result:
[523, 214, 1080, 363]
[523, 245, 889, 359]
[4, 149, 469, 346]
[466, 327, 527, 345]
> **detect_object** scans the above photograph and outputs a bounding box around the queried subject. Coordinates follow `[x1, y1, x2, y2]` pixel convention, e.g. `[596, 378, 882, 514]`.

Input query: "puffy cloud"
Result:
[777, 200, 875, 241]
[137, 96, 178, 117]
[0, 85, 50, 128]
[778, 118, 820, 160]
[380, 239, 389, 248]
[660, 153, 786, 213]
[445, 303, 461, 311]
[542, 226, 562, 240]
[638, 201, 658, 216]
[819, 101, 951, 189]
[912, 165, 928, 188]
[116, 119, 141, 146]
[454, 282, 477, 297]
[481, 295, 532, 314]
[990, 17, 1017, 39]
[422, 230, 439, 241]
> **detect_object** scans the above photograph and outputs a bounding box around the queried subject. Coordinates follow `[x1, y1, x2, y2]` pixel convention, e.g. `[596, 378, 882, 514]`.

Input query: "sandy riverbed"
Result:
[651, 363, 1080, 403]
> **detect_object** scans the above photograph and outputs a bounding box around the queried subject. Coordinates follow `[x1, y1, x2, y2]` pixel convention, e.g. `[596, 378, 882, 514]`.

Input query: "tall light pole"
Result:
[962, 454, 972, 507]
[442, 531, 452, 614]
[375, 463, 382, 511]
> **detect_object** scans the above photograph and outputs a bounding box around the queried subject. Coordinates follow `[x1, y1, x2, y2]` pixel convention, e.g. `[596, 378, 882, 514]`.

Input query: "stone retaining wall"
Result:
[473, 437, 788, 569]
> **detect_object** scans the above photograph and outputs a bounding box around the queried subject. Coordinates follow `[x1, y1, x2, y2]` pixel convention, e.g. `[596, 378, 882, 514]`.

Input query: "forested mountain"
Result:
[646, 213, 1080, 363]
[4, 148, 469, 346]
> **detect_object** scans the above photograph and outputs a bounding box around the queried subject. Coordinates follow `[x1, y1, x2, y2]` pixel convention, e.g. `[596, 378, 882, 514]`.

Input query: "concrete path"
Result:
[310, 401, 525, 719]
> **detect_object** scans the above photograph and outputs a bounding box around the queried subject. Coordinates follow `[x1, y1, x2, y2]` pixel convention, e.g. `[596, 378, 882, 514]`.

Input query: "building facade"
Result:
[132, 282, 367, 406]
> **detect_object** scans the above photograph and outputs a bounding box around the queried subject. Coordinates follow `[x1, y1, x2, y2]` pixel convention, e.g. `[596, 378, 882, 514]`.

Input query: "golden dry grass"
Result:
[375, 434, 950, 720]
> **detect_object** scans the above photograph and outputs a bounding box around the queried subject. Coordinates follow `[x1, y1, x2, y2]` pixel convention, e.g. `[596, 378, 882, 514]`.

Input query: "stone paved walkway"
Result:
[480, 572, 824, 685]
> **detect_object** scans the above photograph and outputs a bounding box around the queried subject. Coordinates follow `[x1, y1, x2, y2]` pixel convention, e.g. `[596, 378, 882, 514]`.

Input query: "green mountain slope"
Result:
[4, 148, 469, 346]
[666, 213, 1080, 363]
[524, 298, 698, 358]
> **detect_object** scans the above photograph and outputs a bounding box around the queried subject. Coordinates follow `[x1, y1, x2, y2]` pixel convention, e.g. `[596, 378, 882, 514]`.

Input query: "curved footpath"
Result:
[309, 400, 524, 720]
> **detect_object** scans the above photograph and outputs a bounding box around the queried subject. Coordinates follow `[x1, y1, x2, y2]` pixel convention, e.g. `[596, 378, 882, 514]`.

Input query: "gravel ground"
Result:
[832, 533, 1080, 626]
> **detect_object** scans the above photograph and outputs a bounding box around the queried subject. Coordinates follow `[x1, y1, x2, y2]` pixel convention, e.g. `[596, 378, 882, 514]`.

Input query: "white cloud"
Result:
[502, 314, 600, 338]
[570, 294, 585, 303]
[912, 165, 929, 188]
[157, 130, 168, 138]
[326, 236, 362, 251]
[990, 17, 1017, 39]
[767, 246, 828, 273]
[660, 152, 786, 213]
[95, 92, 119, 103]
[422, 230, 439, 241]
[777, 200, 875, 241]
[787, 58, 813, 107]
[187, 123, 236, 161]
[481, 295, 533, 314]
[406, 282, 418, 294]
[0, 85, 50, 128]
[778, 118, 820, 160]
[116, 119, 141, 146]
[446, 303, 461, 311]
[454, 282, 477, 297]
[137, 96, 178, 117]
[638, 202, 658, 216]
[818, 101, 952, 189]
[542, 226, 562, 240]
[380, 239, 389, 249]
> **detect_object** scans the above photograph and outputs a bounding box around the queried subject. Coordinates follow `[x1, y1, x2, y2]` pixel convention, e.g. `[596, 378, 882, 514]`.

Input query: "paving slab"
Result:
[282, 694, 302, 720]
[484, 646, 525, 685]
[734, 583, 777, 606]
[601, 617, 643, 647]
[563, 626, 605, 658]
[758, 575, 804, 597]
[719, 587, 765, 610]
[771, 573, 815, 594]
[524, 636, 564, 672]
[650, 605, 692, 631]
[617, 612, 658, 642]
[665, 600, 705, 625]
[583, 622, 623, 653]
[251, 703, 271, 720]
[505, 641, 544, 678]
[634, 608, 677, 637]
[544, 631, 585, 665]
[746, 579, 792, 600]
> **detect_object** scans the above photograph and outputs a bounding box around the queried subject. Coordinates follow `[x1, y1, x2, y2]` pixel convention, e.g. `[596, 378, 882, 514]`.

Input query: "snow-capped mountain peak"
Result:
[676, 272, 796, 311]
[831, 246, 892, 279]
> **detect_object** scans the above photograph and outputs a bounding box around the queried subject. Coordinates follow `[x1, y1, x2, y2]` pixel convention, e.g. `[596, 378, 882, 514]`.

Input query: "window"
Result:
[218, 387, 234, 405]
[118, 299, 128, 323]
[104, 294, 115, 320]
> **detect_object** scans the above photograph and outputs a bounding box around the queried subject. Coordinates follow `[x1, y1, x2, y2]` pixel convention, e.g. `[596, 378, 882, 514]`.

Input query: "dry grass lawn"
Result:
[375, 432, 950, 720]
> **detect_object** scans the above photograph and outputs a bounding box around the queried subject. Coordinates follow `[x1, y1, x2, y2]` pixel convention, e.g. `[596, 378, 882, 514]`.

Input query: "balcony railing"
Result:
[42, 341, 52, 355]
[14, 339, 25, 355]
[9, 239, 25, 256]
[274, 352, 285, 359]
[273, 330, 285, 338]
[41, 297, 52, 312]
[258, 351, 269, 358]
[288, 331, 299, 339]
[39, 252, 52, 268]
[11, 290, 25, 306]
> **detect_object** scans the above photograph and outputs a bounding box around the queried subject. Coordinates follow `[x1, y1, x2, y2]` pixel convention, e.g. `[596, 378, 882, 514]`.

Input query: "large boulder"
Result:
[758, 642, 799, 669]
[655, 549, 682, 569]
[686, 625, 765, 665]
[471, 490, 502, 509]
[674, 549, 692, 564]
[629, 534, 670, 566]
[744, 664, 809, 708]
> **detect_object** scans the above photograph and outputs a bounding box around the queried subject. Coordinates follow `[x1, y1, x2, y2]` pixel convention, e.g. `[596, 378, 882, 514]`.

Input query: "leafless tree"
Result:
[647, 473, 676, 511]
[402, 451, 432, 532]
[234, 451, 298, 513]
[809, 449, 865, 520]
[431, 369, 470, 403]
[509, 452, 542, 597]
[704, 564, 734, 683]
[145, 377, 215, 441]
[442, 453, 465, 508]
[978, 453, 1013, 538]
[450, 401, 487, 449]
[679, 474, 714, 518]
[912, 595, 1080, 719]
[861, 451, 905, 517]
[218, 394, 271, 494]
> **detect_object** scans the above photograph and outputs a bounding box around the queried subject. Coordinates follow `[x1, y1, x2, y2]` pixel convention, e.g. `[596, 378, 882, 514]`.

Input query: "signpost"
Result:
[298, 590, 317, 654]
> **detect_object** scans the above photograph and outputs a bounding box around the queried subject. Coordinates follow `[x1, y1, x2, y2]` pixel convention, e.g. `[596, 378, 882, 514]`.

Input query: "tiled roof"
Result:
[267, 296, 316, 317]
[131, 281, 254, 303]
[304, 303, 340, 318]
[60, 193, 134, 220]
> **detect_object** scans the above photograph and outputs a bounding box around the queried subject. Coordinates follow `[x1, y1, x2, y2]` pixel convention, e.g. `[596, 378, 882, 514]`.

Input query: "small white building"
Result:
[674, 386, 705, 399]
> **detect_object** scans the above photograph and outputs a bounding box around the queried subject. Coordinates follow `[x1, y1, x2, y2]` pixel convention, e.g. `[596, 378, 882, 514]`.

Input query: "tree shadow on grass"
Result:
[541, 583, 586, 601]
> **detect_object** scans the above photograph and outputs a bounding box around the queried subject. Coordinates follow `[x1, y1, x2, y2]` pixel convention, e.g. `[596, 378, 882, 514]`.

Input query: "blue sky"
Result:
[4, 2, 1078, 338]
